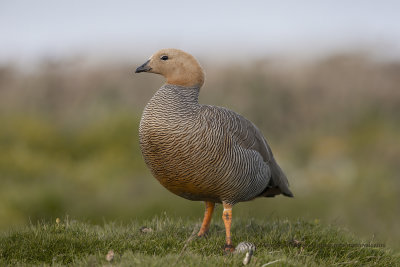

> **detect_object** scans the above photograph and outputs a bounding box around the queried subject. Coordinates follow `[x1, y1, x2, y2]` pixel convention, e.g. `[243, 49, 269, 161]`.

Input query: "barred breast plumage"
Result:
[135, 48, 293, 252]
[139, 84, 273, 204]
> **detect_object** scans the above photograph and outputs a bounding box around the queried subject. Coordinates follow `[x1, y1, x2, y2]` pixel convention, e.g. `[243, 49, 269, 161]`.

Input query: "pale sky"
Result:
[1, 0, 400, 63]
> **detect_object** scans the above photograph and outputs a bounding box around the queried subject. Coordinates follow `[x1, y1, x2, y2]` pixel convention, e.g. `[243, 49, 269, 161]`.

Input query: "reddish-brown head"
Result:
[135, 48, 205, 88]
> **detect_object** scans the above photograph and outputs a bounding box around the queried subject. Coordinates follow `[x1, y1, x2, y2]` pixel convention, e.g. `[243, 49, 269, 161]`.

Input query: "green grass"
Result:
[0, 216, 398, 266]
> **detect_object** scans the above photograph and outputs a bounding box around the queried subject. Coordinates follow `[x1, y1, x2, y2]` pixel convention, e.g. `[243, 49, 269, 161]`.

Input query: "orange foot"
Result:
[197, 230, 209, 238]
[224, 244, 235, 253]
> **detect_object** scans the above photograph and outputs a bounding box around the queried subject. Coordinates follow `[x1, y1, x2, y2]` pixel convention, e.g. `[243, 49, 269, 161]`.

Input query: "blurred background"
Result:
[0, 1, 399, 247]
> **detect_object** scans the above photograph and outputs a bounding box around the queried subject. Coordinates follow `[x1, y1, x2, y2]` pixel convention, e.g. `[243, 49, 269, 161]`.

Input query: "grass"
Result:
[0, 215, 398, 266]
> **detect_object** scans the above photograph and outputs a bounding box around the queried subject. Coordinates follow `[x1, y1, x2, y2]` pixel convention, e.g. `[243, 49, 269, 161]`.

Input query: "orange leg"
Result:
[222, 203, 235, 252]
[197, 201, 215, 237]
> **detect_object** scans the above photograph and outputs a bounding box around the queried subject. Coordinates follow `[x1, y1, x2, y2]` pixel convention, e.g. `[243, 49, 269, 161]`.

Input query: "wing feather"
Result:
[212, 107, 293, 197]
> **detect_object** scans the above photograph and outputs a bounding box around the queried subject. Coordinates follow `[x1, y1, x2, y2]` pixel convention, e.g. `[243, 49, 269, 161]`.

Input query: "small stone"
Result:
[106, 250, 114, 262]
[139, 226, 153, 233]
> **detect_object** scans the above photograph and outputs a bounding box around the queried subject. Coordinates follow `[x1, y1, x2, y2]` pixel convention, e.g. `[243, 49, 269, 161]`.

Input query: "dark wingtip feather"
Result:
[283, 191, 294, 198]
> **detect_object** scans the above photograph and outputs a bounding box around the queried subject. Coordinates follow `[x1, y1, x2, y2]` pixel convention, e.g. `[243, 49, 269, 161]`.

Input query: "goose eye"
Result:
[160, 55, 169, 61]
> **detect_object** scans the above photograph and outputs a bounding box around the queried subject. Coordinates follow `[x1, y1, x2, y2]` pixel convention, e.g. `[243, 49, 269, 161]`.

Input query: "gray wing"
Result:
[219, 107, 293, 198]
